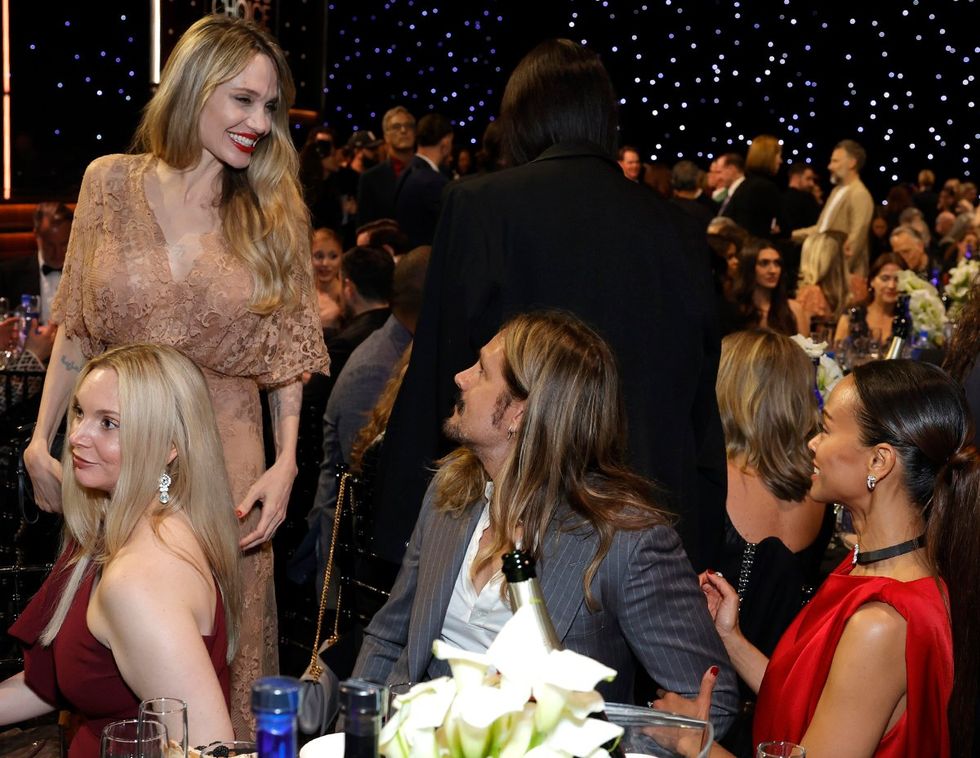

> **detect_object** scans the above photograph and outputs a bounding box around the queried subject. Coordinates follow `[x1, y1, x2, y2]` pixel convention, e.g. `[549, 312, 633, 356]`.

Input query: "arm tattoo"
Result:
[60, 355, 82, 373]
[269, 382, 302, 454]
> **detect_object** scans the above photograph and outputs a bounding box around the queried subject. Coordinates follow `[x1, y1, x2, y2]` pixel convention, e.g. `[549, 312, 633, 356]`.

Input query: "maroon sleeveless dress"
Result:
[753, 556, 953, 757]
[9, 551, 230, 758]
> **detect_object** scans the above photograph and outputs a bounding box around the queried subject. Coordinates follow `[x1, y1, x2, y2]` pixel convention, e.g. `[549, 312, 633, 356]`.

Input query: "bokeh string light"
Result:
[9, 0, 978, 198]
[566, 0, 978, 196]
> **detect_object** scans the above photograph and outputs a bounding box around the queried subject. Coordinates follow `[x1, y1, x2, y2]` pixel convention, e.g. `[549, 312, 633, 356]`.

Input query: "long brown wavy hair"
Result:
[132, 15, 310, 315]
[432, 311, 671, 610]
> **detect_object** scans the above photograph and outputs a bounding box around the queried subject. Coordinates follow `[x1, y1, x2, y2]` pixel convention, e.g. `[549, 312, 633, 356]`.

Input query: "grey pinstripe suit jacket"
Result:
[351, 485, 740, 734]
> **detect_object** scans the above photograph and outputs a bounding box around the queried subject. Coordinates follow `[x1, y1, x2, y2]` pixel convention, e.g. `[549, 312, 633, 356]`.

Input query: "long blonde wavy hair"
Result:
[40, 344, 242, 661]
[433, 311, 671, 611]
[132, 15, 309, 314]
[717, 330, 820, 502]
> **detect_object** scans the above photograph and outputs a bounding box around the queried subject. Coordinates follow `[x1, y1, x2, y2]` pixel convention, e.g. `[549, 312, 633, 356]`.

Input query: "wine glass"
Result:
[100, 718, 168, 758]
[756, 740, 806, 757]
[139, 697, 188, 757]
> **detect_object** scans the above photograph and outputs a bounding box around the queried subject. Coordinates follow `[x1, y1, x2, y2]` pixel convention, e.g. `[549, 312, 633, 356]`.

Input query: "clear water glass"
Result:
[139, 697, 189, 757]
[100, 718, 168, 758]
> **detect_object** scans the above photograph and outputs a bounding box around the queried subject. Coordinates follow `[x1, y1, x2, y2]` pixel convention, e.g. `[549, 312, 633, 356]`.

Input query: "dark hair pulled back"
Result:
[851, 359, 979, 756]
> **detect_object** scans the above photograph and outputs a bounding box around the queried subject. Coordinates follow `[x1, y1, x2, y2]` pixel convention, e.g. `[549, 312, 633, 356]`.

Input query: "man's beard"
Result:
[441, 391, 513, 444]
[443, 392, 466, 442]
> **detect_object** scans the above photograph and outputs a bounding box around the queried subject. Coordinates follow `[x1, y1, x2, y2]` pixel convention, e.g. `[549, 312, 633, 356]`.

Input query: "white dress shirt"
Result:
[439, 483, 514, 653]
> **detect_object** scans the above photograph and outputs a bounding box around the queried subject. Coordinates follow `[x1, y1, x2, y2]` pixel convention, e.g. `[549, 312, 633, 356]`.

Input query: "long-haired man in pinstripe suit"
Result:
[352, 310, 739, 732]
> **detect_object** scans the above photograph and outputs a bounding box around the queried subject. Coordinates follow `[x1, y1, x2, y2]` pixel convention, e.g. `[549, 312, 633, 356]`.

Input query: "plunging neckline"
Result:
[139, 156, 220, 284]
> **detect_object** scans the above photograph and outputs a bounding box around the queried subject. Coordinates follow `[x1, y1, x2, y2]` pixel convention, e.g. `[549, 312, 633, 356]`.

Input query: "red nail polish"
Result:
[706, 569, 717, 575]
[709, 665, 720, 677]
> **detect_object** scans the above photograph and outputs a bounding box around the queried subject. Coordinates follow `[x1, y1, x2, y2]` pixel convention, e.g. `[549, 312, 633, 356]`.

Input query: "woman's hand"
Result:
[23, 438, 63, 513]
[236, 457, 298, 550]
[650, 667, 733, 758]
[699, 570, 740, 640]
[652, 665, 718, 721]
[236, 380, 302, 550]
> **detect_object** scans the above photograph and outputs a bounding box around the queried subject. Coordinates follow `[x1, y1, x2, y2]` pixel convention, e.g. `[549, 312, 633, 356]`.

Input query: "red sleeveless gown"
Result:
[753, 556, 953, 757]
[9, 551, 230, 758]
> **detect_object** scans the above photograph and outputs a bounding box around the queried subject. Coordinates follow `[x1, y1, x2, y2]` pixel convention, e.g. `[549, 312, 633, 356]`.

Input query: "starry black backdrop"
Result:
[6, 0, 977, 199]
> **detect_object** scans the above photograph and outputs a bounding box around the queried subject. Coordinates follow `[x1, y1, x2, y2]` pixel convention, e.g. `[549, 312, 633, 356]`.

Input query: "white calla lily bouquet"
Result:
[944, 258, 980, 318]
[897, 270, 948, 346]
[379, 605, 624, 758]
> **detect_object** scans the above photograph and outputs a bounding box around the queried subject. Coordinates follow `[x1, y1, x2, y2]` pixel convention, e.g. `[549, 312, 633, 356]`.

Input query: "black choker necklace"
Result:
[852, 535, 927, 565]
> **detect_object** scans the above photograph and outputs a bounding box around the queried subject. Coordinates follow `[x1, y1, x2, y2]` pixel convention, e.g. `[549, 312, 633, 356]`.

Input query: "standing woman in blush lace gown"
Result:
[22, 15, 330, 736]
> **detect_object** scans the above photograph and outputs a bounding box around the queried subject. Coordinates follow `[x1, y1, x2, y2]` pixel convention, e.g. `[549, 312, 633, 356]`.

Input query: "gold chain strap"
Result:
[307, 471, 350, 679]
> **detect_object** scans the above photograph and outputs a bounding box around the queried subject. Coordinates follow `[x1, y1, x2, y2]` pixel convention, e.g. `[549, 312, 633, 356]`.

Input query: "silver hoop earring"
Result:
[866, 474, 877, 492]
[506, 428, 515, 440]
[159, 473, 172, 504]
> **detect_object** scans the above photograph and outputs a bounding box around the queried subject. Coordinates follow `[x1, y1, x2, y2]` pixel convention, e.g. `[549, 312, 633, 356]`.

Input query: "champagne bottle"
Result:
[340, 679, 384, 758]
[251, 676, 300, 758]
[501, 550, 561, 651]
[501, 550, 626, 757]
[884, 293, 911, 360]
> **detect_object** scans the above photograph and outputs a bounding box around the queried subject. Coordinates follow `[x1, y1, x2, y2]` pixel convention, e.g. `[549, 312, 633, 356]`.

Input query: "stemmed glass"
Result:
[100, 718, 168, 758]
[138, 697, 188, 757]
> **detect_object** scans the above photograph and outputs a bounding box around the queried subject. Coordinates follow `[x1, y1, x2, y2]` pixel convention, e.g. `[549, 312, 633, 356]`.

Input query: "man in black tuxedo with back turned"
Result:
[372, 39, 726, 574]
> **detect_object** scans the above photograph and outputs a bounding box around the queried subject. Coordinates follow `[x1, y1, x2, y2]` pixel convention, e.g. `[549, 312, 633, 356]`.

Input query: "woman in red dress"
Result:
[658, 359, 978, 758]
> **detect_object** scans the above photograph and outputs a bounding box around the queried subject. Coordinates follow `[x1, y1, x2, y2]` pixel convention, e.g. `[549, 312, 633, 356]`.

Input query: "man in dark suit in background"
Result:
[355, 106, 417, 227]
[394, 113, 454, 247]
[781, 164, 821, 237]
[0, 202, 72, 324]
[671, 160, 715, 230]
[372, 39, 726, 575]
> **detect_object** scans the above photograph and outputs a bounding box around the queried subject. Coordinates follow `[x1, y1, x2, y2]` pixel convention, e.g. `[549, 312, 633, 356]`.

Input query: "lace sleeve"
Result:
[50, 157, 106, 357]
[252, 258, 330, 388]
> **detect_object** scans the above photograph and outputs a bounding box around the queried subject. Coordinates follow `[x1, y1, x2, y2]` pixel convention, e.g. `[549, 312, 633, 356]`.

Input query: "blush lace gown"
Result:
[52, 153, 330, 736]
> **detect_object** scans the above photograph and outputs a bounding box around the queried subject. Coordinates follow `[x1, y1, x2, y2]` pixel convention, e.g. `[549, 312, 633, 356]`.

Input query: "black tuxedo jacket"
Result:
[356, 161, 398, 227]
[722, 172, 782, 239]
[781, 187, 821, 237]
[372, 142, 726, 571]
[394, 156, 449, 247]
